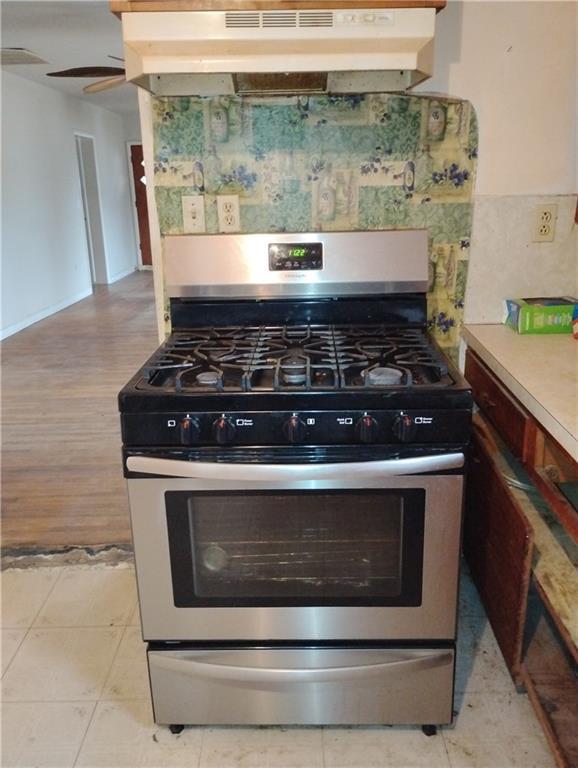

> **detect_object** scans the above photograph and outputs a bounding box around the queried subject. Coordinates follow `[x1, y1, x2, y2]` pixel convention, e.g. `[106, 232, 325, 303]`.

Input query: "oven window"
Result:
[166, 490, 424, 608]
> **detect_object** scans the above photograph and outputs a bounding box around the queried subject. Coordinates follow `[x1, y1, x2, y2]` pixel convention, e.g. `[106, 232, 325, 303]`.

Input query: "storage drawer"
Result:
[526, 425, 578, 543]
[148, 646, 455, 726]
[465, 349, 531, 461]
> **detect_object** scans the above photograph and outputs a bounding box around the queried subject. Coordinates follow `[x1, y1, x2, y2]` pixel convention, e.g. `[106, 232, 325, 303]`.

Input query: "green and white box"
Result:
[504, 297, 577, 334]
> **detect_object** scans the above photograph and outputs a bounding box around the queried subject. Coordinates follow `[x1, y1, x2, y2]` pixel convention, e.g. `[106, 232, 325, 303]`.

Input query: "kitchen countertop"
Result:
[462, 324, 578, 460]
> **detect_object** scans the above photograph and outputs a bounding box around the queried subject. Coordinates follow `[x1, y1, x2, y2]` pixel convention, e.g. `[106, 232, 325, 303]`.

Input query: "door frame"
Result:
[126, 141, 152, 270]
[74, 132, 108, 284]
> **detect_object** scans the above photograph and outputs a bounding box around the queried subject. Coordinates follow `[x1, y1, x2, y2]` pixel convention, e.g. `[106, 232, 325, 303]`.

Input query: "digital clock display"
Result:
[268, 242, 323, 272]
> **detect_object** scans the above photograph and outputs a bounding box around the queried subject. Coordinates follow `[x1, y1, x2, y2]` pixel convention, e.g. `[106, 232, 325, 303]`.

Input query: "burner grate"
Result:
[140, 325, 453, 393]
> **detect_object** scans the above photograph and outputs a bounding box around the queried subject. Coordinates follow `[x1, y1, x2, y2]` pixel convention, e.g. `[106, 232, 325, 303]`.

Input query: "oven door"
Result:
[126, 453, 464, 642]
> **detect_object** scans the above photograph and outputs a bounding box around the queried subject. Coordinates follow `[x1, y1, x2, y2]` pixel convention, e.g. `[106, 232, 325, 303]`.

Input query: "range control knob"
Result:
[356, 415, 379, 444]
[212, 416, 236, 445]
[392, 413, 417, 443]
[179, 416, 201, 445]
[283, 415, 307, 444]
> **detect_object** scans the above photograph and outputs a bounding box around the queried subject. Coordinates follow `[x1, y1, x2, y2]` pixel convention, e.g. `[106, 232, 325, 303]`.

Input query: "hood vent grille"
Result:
[225, 11, 334, 29]
[262, 11, 297, 27]
[225, 12, 260, 28]
[235, 72, 327, 94]
[299, 12, 333, 27]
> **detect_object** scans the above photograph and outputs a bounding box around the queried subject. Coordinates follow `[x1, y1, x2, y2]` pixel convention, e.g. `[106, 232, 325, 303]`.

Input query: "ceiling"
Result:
[1, 0, 138, 115]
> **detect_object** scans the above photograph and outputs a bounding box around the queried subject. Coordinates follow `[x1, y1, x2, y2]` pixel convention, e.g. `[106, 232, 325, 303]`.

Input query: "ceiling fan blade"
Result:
[47, 66, 125, 78]
[83, 75, 126, 94]
[107, 55, 125, 63]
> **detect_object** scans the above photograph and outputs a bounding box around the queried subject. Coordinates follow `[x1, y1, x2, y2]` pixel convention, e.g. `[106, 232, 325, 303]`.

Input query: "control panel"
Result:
[335, 10, 394, 25]
[122, 410, 471, 447]
[268, 242, 323, 272]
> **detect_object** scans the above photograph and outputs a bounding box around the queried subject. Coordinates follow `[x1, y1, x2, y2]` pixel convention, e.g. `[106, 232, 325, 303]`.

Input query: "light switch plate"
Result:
[182, 195, 206, 234]
[217, 195, 240, 233]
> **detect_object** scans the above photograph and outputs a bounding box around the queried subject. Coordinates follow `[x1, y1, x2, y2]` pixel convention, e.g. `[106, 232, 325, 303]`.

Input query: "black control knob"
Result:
[356, 415, 379, 444]
[392, 413, 417, 443]
[179, 416, 201, 445]
[283, 415, 307, 444]
[212, 416, 236, 445]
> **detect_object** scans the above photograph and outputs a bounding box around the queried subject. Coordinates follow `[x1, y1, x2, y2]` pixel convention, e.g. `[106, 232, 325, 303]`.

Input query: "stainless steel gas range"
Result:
[119, 230, 472, 732]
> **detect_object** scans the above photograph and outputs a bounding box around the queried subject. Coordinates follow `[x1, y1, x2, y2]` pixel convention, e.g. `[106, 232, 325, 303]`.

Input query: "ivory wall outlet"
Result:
[217, 195, 240, 233]
[532, 204, 558, 242]
[182, 195, 206, 234]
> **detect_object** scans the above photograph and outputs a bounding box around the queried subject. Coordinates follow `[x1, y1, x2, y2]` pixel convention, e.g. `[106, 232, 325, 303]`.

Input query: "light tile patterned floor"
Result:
[0, 563, 554, 768]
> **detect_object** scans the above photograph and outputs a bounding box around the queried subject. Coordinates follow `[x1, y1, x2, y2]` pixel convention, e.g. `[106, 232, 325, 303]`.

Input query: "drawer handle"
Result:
[150, 650, 453, 684]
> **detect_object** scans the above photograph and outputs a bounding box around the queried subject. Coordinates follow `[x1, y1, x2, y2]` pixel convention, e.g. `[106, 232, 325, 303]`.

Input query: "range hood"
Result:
[121, 7, 437, 96]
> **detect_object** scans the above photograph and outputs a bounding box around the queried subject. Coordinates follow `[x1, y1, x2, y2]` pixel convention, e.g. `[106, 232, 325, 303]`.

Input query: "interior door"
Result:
[129, 144, 152, 267]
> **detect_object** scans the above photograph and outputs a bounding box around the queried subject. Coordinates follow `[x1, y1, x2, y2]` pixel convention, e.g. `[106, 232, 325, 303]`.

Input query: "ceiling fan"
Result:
[46, 55, 126, 94]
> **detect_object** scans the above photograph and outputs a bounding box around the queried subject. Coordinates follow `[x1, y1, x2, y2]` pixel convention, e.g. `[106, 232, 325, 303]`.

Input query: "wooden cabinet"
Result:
[110, 0, 446, 15]
[464, 349, 532, 462]
[464, 414, 533, 679]
[464, 348, 578, 768]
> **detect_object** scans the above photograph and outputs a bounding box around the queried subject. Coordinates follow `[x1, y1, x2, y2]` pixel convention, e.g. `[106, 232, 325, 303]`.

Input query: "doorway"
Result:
[75, 134, 108, 284]
[129, 144, 152, 267]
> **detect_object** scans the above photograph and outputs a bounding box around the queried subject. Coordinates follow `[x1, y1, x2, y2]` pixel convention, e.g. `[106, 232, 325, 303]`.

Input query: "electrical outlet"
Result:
[182, 195, 206, 234]
[217, 195, 240, 233]
[532, 204, 557, 242]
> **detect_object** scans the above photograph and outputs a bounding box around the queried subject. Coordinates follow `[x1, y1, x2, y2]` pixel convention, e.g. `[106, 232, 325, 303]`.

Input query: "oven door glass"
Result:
[165, 489, 424, 607]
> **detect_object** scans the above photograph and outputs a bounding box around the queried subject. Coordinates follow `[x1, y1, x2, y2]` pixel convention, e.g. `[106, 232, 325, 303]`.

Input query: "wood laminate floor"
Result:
[1, 272, 157, 550]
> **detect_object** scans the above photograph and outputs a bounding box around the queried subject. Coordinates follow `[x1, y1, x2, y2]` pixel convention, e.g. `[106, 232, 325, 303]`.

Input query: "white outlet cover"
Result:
[182, 195, 206, 234]
[532, 203, 557, 243]
[217, 195, 240, 233]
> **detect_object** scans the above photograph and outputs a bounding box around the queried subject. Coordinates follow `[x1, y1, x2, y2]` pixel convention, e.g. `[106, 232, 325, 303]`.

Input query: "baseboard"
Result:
[0, 287, 94, 340]
[109, 265, 137, 283]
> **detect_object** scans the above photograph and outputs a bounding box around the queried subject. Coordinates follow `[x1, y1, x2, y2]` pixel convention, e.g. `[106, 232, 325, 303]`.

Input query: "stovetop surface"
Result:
[137, 325, 454, 395]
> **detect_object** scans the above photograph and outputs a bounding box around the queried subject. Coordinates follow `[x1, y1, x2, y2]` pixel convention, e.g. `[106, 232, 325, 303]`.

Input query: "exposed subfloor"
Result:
[1, 271, 157, 550]
[1, 563, 554, 768]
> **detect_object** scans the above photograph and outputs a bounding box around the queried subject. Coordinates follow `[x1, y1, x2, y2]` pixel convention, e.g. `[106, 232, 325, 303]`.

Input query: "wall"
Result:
[152, 94, 478, 358]
[416, 0, 577, 322]
[1, 72, 139, 338]
[123, 111, 142, 144]
[138, 1, 576, 340]
[138, 89, 165, 339]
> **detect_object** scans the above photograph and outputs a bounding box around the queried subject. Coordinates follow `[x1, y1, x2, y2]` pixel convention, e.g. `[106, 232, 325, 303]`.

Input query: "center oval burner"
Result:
[281, 355, 307, 385]
[363, 366, 404, 387]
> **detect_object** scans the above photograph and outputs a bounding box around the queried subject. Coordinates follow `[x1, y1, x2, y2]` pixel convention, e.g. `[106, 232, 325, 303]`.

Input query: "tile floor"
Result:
[1, 563, 554, 768]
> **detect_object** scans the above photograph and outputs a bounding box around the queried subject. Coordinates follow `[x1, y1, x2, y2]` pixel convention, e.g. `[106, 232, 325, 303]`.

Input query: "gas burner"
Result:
[196, 371, 223, 388]
[395, 352, 449, 378]
[363, 367, 404, 387]
[280, 355, 308, 385]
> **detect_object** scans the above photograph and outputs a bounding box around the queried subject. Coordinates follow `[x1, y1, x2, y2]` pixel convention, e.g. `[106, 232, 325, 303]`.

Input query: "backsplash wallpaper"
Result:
[152, 93, 478, 358]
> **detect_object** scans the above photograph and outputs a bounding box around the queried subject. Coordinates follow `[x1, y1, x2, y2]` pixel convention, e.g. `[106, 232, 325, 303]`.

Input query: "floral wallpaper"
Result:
[152, 94, 478, 358]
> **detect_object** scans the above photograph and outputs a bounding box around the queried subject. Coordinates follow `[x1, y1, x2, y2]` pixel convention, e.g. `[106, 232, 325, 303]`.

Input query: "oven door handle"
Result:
[126, 452, 464, 480]
[150, 650, 453, 683]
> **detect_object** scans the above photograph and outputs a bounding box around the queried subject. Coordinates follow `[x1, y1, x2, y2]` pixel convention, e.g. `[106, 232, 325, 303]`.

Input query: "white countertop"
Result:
[462, 324, 578, 460]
